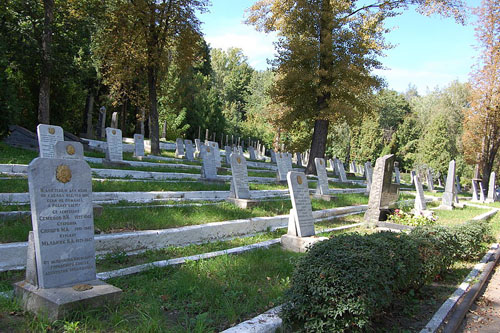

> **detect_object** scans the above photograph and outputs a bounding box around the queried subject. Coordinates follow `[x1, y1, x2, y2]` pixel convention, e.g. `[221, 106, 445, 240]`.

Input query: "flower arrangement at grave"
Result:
[388, 209, 437, 227]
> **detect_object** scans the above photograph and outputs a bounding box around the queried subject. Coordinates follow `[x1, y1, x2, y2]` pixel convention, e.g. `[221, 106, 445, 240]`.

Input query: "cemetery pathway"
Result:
[459, 263, 500, 332]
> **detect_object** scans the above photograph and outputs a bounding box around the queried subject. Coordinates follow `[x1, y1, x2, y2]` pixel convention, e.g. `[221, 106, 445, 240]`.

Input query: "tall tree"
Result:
[247, 0, 465, 174]
[463, 0, 500, 190]
[37, 0, 54, 124]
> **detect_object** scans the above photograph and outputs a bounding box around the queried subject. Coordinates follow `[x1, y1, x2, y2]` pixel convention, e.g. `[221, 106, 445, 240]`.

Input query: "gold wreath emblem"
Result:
[237, 157, 241, 164]
[48, 127, 55, 135]
[297, 175, 303, 185]
[112, 130, 116, 135]
[320, 160, 323, 165]
[56, 165, 72, 183]
[66, 145, 75, 155]
[207, 147, 211, 153]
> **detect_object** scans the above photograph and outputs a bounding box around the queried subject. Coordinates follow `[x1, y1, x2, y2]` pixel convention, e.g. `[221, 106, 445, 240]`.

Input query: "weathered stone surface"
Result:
[414, 174, 427, 213]
[27, 157, 96, 288]
[286, 171, 315, 237]
[363, 154, 399, 225]
[194, 139, 201, 153]
[280, 234, 327, 253]
[96, 107, 106, 139]
[207, 141, 221, 167]
[486, 172, 497, 203]
[394, 162, 401, 184]
[225, 146, 232, 164]
[175, 138, 184, 158]
[365, 161, 373, 194]
[105, 128, 123, 162]
[184, 140, 194, 161]
[37, 124, 64, 158]
[275, 152, 290, 182]
[248, 146, 256, 160]
[201, 145, 217, 180]
[296, 152, 303, 167]
[55, 142, 84, 160]
[440, 160, 456, 209]
[110, 112, 118, 129]
[336, 159, 347, 182]
[314, 158, 329, 196]
[229, 152, 250, 199]
[133, 134, 145, 157]
[427, 169, 434, 191]
[271, 150, 276, 163]
[410, 170, 416, 184]
[472, 179, 480, 202]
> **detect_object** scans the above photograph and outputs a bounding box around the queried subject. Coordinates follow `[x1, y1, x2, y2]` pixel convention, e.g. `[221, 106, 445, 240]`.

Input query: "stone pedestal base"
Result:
[102, 159, 130, 168]
[226, 198, 259, 209]
[14, 279, 122, 321]
[312, 194, 332, 201]
[436, 204, 454, 210]
[280, 234, 328, 253]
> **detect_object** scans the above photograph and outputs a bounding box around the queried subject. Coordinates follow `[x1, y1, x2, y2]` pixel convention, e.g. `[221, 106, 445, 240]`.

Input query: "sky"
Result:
[199, 1, 479, 95]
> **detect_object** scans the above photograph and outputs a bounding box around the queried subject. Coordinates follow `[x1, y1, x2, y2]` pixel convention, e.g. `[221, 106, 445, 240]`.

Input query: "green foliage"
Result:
[395, 114, 422, 170]
[388, 209, 437, 227]
[350, 114, 383, 163]
[283, 220, 492, 331]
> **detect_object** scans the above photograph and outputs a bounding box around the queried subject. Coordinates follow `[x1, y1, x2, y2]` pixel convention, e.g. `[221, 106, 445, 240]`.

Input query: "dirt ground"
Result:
[460, 264, 500, 333]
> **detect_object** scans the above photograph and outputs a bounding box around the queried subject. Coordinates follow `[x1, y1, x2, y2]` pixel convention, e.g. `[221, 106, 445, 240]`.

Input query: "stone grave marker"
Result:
[105, 128, 123, 162]
[394, 162, 401, 184]
[427, 169, 435, 192]
[472, 179, 480, 202]
[479, 182, 486, 202]
[330, 158, 338, 176]
[276, 152, 290, 182]
[133, 134, 145, 158]
[207, 141, 221, 167]
[194, 138, 201, 158]
[410, 170, 416, 184]
[365, 161, 373, 195]
[54, 141, 84, 160]
[175, 138, 184, 158]
[184, 139, 194, 161]
[110, 112, 118, 129]
[14, 154, 121, 319]
[456, 175, 462, 193]
[37, 124, 64, 159]
[486, 172, 497, 203]
[271, 150, 277, 163]
[96, 106, 106, 139]
[439, 160, 456, 209]
[227, 152, 257, 209]
[200, 145, 218, 180]
[364, 154, 399, 227]
[248, 146, 256, 160]
[281, 171, 327, 252]
[314, 158, 330, 200]
[296, 152, 303, 167]
[225, 146, 232, 164]
[337, 159, 348, 182]
[413, 174, 429, 215]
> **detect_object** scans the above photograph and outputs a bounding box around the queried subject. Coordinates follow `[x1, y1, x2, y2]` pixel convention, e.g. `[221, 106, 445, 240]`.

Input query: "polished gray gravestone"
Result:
[440, 160, 456, 209]
[364, 154, 399, 226]
[184, 139, 194, 161]
[314, 158, 330, 199]
[336, 159, 348, 182]
[55, 141, 84, 160]
[14, 153, 121, 319]
[133, 134, 145, 158]
[37, 124, 64, 159]
[105, 128, 123, 162]
[365, 161, 373, 195]
[227, 153, 257, 209]
[281, 171, 327, 252]
[200, 145, 218, 180]
[175, 138, 184, 158]
[486, 172, 497, 203]
[248, 146, 256, 160]
[110, 112, 118, 129]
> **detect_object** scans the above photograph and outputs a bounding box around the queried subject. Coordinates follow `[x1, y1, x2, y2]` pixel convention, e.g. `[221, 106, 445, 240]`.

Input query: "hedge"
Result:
[281, 220, 492, 332]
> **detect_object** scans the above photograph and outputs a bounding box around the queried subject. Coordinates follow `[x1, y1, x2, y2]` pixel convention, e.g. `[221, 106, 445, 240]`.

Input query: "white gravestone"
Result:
[201, 145, 217, 179]
[175, 138, 184, 158]
[330, 158, 338, 176]
[229, 153, 251, 199]
[207, 141, 221, 167]
[195, 138, 201, 152]
[314, 158, 330, 197]
[276, 152, 289, 182]
[410, 170, 416, 184]
[225, 146, 232, 164]
[134, 134, 145, 157]
[394, 163, 401, 184]
[105, 128, 123, 162]
[184, 139, 194, 161]
[486, 172, 497, 203]
[110, 112, 118, 129]
[271, 150, 277, 163]
[440, 160, 456, 209]
[479, 182, 486, 202]
[427, 169, 434, 191]
[414, 175, 427, 213]
[365, 161, 373, 194]
[37, 124, 64, 159]
[55, 141, 84, 160]
[337, 159, 348, 182]
[472, 180, 480, 202]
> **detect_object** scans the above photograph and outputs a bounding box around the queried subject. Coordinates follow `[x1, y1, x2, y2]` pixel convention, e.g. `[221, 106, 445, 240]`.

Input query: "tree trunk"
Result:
[305, 119, 329, 174]
[120, 98, 128, 134]
[148, 66, 160, 155]
[37, 0, 54, 124]
[82, 91, 94, 137]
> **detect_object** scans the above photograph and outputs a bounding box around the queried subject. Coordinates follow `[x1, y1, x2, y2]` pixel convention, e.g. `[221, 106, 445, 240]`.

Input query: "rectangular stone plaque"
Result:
[105, 128, 123, 162]
[175, 138, 184, 157]
[230, 153, 250, 199]
[184, 139, 194, 161]
[314, 158, 329, 195]
[37, 124, 64, 159]
[134, 134, 145, 157]
[287, 171, 315, 237]
[55, 142, 84, 160]
[28, 157, 96, 288]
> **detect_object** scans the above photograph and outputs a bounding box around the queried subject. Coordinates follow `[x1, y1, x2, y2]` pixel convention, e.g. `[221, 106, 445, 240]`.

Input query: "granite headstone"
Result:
[105, 128, 123, 162]
[37, 124, 64, 159]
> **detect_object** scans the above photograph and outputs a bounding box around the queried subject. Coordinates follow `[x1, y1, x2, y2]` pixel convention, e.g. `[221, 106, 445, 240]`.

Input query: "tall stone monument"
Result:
[14, 146, 121, 319]
[110, 112, 118, 129]
[413, 174, 428, 214]
[363, 154, 399, 227]
[133, 134, 145, 158]
[281, 171, 327, 252]
[365, 161, 373, 195]
[394, 162, 401, 184]
[427, 169, 435, 192]
[314, 158, 331, 201]
[486, 172, 497, 203]
[439, 160, 457, 210]
[37, 124, 64, 159]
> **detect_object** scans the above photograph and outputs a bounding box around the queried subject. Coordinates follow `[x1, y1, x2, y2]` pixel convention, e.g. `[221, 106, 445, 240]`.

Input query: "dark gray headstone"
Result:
[364, 154, 399, 224]
[37, 124, 64, 158]
[27, 157, 96, 288]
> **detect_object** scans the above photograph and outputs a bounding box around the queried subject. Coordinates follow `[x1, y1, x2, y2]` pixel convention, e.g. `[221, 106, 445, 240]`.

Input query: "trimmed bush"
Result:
[282, 220, 493, 332]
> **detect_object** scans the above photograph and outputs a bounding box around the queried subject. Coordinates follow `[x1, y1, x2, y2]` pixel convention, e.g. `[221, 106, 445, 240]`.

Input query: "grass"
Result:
[432, 206, 489, 226]
[0, 143, 38, 165]
[0, 194, 369, 243]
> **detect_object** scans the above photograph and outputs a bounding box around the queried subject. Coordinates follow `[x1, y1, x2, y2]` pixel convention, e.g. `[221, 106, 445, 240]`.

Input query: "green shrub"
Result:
[281, 232, 422, 332]
[451, 220, 493, 260]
